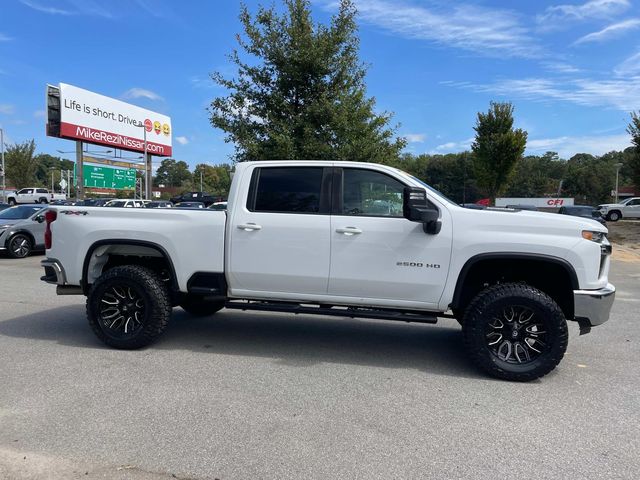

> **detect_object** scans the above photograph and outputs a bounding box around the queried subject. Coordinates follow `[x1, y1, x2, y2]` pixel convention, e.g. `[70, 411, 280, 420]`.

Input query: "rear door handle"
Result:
[237, 223, 262, 231]
[336, 227, 362, 235]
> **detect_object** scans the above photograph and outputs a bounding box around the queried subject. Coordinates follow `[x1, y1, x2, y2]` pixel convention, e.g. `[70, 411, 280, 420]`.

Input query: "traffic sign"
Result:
[82, 165, 136, 190]
[59, 179, 67, 190]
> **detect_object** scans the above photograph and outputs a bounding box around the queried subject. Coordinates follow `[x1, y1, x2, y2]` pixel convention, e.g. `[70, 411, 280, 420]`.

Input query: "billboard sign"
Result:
[495, 197, 574, 208]
[52, 83, 172, 156]
[82, 165, 136, 190]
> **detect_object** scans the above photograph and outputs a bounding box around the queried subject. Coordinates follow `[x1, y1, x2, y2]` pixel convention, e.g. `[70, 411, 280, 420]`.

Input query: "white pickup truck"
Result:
[40, 161, 615, 381]
[7, 188, 66, 205]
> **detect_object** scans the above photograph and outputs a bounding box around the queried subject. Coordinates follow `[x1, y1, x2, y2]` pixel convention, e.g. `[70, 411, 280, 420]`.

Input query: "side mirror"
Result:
[403, 187, 441, 235]
[34, 215, 44, 223]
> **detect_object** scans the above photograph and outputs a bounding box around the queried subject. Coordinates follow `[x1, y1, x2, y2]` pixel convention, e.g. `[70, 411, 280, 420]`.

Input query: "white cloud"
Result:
[175, 136, 189, 145]
[404, 133, 426, 143]
[527, 133, 631, 158]
[20, 0, 73, 15]
[537, 0, 629, 25]
[33, 110, 45, 118]
[122, 88, 163, 101]
[320, 0, 540, 58]
[432, 138, 474, 153]
[615, 49, 640, 76]
[541, 62, 582, 73]
[573, 18, 640, 45]
[20, 0, 112, 18]
[0, 33, 12, 42]
[441, 76, 640, 111]
[0, 104, 15, 114]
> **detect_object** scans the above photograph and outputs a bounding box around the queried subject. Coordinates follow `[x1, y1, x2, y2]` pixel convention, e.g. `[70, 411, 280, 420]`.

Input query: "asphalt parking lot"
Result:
[1, 251, 639, 479]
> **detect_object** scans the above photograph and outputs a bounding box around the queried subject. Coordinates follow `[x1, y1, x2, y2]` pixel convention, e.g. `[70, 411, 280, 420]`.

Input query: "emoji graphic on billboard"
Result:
[153, 121, 161, 135]
[144, 119, 152, 132]
[162, 123, 170, 136]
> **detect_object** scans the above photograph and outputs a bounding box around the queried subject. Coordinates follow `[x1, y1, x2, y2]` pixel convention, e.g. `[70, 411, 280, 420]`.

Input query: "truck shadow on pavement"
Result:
[0, 305, 488, 379]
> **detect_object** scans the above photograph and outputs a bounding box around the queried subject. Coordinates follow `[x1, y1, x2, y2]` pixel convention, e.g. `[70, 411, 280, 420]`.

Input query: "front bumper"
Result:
[41, 258, 67, 285]
[574, 283, 616, 327]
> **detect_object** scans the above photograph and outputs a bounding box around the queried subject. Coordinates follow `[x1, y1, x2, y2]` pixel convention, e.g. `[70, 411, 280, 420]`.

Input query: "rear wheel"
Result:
[87, 265, 171, 349]
[607, 211, 621, 222]
[38, 198, 48, 204]
[462, 283, 568, 381]
[7, 234, 32, 258]
[180, 296, 225, 316]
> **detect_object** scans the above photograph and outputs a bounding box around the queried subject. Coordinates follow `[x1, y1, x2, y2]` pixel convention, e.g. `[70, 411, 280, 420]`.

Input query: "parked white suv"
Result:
[598, 197, 640, 221]
[40, 161, 615, 381]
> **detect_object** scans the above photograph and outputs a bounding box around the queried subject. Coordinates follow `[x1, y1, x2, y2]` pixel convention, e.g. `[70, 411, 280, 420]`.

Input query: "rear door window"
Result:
[249, 167, 324, 214]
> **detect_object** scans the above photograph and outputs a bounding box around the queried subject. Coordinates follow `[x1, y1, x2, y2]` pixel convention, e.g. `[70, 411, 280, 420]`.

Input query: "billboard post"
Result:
[75, 141, 84, 200]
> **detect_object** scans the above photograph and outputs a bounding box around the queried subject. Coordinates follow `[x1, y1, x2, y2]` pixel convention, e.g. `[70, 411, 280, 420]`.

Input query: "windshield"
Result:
[0, 206, 42, 220]
[619, 198, 634, 205]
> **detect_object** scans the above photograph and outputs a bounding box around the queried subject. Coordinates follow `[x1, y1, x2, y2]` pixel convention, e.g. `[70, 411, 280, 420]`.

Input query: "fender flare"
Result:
[450, 252, 579, 309]
[81, 239, 178, 294]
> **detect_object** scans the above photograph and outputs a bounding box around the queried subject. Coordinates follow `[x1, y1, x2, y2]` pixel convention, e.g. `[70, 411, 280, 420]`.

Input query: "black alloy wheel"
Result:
[98, 285, 146, 338]
[87, 265, 171, 349]
[485, 305, 548, 365]
[8, 234, 32, 258]
[462, 283, 568, 381]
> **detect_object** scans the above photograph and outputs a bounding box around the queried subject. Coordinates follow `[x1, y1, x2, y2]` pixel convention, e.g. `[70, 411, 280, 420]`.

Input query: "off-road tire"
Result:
[38, 198, 48, 204]
[462, 283, 568, 381]
[7, 234, 32, 258]
[606, 211, 621, 222]
[180, 296, 225, 317]
[7, 198, 16, 206]
[87, 265, 171, 349]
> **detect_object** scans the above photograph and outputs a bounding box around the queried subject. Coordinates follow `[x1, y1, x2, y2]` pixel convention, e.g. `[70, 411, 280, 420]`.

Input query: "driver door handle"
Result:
[336, 227, 362, 235]
[237, 223, 262, 231]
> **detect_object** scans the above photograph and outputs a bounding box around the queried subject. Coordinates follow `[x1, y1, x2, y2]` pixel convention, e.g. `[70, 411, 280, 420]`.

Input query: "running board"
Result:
[224, 301, 440, 324]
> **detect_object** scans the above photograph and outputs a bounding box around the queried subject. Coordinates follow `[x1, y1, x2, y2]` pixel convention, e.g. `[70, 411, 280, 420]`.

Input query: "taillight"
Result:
[44, 209, 57, 249]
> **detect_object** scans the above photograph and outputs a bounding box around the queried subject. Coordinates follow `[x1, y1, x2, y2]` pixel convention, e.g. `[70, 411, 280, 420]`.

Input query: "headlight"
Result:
[582, 230, 607, 242]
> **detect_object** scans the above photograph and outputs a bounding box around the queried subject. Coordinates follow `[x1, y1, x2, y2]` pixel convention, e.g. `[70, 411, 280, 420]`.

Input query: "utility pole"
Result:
[1, 127, 5, 202]
[614, 163, 623, 203]
[143, 127, 152, 200]
[200, 167, 203, 192]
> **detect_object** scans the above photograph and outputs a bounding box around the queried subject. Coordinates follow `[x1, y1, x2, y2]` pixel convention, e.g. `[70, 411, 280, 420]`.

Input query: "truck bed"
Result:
[47, 207, 227, 291]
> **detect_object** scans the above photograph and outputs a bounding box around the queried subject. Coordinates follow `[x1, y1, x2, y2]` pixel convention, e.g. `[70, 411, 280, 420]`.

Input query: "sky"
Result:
[0, 0, 639, 168]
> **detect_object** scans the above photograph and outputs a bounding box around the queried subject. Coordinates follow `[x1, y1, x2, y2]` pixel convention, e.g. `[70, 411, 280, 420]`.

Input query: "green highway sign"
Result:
[82, 165, 136, 190]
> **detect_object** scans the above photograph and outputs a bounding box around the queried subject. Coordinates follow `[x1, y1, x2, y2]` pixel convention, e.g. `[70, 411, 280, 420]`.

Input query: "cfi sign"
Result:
[495, 197, 575, 208]
[51, 83, 172, 156]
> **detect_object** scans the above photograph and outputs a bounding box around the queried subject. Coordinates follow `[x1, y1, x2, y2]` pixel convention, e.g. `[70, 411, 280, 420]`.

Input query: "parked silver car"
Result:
[0, 204, 47, 258]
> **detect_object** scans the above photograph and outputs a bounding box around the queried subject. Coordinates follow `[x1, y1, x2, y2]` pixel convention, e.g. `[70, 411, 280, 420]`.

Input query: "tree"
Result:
[471, 102, 527, 204]
[153, 158, 192, 188]
[34, 153, 75, 191]
[563, 153, 616, 205]
[192, 164, 233, 197]
[504, 152, 566, 198]
[209, 0, 405, 163]
[5, 139, 38, 189]
[627, 112, 640, 190]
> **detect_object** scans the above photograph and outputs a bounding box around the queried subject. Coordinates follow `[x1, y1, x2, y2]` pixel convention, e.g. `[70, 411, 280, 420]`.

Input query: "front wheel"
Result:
[462, 283, 568, 381]
[87, 265, 171, 349]
[7, 234, 32, 258]
[7, 198, 16, 206]
[607, 211, 621, 222]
